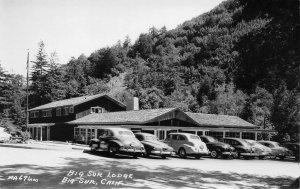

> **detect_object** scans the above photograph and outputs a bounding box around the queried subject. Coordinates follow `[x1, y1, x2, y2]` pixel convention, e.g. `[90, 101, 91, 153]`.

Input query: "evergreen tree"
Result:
[29, 41, 51, 107]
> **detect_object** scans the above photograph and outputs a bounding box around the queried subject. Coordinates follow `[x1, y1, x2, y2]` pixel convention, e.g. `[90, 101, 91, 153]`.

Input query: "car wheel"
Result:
[279, 156, 285, 160]
[178, 148, 187, 158]
[143, 152, 149, 158]
[108, 145, 118, 157]
[133, 153, 139, 159]
[161, 155, 166, 159]
[195, 155, 201, 159]
[210, 150, 219, 158]
[90, 147, 96, 153]
[237, 152, 242, 159]
[259, 156, 265, 159]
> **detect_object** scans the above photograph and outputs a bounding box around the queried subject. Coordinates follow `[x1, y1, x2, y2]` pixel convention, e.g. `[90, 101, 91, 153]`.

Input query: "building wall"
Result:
[49, 124, 76, 142]
[29, 96, 125, 124]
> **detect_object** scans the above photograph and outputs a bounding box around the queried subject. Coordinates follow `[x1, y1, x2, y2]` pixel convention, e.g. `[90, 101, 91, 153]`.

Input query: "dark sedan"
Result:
[89, 128, 145, 158]
[135, 133, 174, 159]
[283, 143, 300, 161]
[200, 136, 236, 159]
[219, 137, 258, 159]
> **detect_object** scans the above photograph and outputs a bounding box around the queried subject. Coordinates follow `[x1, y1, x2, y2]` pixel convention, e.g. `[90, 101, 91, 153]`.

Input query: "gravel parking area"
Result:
[0, 144, 299, 189]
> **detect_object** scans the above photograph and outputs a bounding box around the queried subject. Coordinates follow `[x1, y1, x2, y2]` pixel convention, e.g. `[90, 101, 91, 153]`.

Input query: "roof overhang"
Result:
[28, 123, 55, 127]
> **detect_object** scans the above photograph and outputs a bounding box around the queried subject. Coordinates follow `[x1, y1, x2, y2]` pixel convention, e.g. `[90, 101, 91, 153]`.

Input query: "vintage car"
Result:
[0, 127, 11, 143]
[219, 137, 258, 159]
[135, 133, 174, 159]
[258, 141, 291, 160]
[283, 143, 300, 161]
[200, 136, 236, 159]
[163, 133, 209, 159]
[89, 128, 145, 158]
[245, 139, 273, 159]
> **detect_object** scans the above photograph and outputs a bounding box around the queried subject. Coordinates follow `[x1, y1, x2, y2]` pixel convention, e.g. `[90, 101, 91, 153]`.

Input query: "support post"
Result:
[40, 127, 43, 141]
[85, 128, 88, 144]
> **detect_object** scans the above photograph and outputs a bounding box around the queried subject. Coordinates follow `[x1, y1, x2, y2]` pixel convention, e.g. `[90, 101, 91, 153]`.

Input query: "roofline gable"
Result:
[29, 94, 126, 111]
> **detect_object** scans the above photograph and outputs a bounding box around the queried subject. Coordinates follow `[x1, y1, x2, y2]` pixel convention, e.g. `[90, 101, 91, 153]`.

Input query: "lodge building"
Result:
[28, 94, 273, 144]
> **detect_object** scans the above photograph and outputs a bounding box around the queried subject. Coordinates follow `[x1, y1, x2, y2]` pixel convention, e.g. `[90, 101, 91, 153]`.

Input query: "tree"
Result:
[0, 64, 11, 112]
[45, 51, 66, 101]
[241, 87, 273, 128]
[271, 83, 300, 142]
[131, 33, 153, 59]
[29, 41, 51, 107]
[208, 83, 247, 116]
[139, 87, 166, 109]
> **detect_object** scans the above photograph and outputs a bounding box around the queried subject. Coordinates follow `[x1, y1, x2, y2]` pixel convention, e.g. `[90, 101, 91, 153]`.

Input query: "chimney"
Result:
[126, 97, 139, 111]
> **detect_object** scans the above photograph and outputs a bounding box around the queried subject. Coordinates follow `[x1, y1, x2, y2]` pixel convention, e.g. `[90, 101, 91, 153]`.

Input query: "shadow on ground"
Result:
[0, 150, 298, 189]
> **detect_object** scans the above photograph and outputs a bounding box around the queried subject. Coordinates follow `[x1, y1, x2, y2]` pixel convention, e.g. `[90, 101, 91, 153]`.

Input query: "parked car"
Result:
[283, 143, 300, 161]
[245, 139, 273, 159]
[163, 133, 209, 159]
[0, 127, 11, 143]
[258, 141, 291, 160]
[200, 136, 236, 159]
[89, 128, 145, 158]
[135, 133, 174, 159]
[219, 137, 258, 159]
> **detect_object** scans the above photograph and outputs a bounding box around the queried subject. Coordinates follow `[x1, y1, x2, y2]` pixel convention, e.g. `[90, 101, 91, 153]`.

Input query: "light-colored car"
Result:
[163, 133, 209, 159]
[245, 139, 272, 159]
[258, 141, 291, 160]
[89, 128, 145, 158]
[0, 127, 11, 143]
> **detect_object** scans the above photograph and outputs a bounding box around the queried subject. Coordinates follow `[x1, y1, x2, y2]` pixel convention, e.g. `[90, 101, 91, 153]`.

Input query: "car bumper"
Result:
[119, 148, 145, 154]
[222, 151, 237, 156]
[151, 150, 174, 156]
[240, 152, 258, 157]
[188, 151, 210, 156]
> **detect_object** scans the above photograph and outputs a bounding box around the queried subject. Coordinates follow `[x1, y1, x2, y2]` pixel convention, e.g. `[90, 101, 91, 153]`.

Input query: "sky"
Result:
[0, 0, 223, 76]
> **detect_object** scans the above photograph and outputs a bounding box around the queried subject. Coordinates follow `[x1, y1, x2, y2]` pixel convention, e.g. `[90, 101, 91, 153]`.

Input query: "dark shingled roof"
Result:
[185, 112, 257, 128]
[68, 108, 177, 125]
[29, 94, 126, 111]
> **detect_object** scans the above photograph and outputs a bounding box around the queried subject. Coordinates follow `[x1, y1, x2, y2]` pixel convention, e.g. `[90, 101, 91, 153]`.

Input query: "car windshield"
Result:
[190, 135, 201, 140]
[239, 140, 250, 147]
[248, 141, 265, 148]
[207, 137, 218, 142]
[246, 140, 255, 146]
[272, 142, 284, 147]
[144, 136, 158, 141]
[118, 131, 134, 137]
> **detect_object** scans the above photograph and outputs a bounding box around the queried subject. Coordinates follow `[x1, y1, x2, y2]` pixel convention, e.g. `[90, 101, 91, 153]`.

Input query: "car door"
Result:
[99, 129, 111, 150]
[169, 134, 180, 151]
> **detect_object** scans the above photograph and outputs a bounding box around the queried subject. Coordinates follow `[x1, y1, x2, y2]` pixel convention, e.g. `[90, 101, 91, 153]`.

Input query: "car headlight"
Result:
[130, 143, 135, 147]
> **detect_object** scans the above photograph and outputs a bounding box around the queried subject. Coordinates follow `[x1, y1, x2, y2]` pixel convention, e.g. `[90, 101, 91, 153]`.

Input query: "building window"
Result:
[197, 131, 203, 136]
[91, 107, 103, 114]
[30, 111, 39, 118]
[30, 112, 35, 118]
[69, 106, 74, 113]
[225, 132, 240, 138]
[42, 109, 52, 117]
[56, 108, 61, 116]
[242, 132, 255, 139]
[206, 131, 224, 139]
[62, 107, 69, 116]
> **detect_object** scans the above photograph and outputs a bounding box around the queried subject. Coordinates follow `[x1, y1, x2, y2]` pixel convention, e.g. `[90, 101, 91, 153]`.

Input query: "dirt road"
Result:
[0, 145, 299, 189]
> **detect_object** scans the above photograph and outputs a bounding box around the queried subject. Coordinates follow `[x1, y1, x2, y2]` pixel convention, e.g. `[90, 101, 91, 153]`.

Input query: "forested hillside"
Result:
[0, 0, 299, 142]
